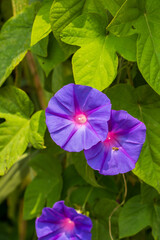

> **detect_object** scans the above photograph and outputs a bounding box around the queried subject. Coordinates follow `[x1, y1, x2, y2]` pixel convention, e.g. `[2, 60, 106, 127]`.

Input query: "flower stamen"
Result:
[75, 114, 87, 124]
[112, 147, 119, 151]
[61, 218, 75, 232]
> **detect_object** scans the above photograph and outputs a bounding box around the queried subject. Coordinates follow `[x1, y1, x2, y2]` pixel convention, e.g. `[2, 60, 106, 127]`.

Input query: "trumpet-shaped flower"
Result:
[35, 201, 92, 240]
[84, 110, 146, 175]
[45, 84, 111, 152]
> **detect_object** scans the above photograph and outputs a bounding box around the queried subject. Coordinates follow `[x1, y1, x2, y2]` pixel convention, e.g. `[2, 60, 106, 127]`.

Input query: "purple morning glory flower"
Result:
[35, 201, 92, 240]
[45, 84, 111, 152]
[84, 110, 146, 175]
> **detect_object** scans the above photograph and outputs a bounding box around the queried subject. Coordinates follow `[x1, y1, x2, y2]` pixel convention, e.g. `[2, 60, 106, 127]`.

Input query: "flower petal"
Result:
[75, 231, 92, 240]
[52, 201, 66, 215]
[84, 143, 110, 173]
[41, 207, 64, 222]
[50, 124, 76, 150]
[85, 140, 137, 175]
[74, 215, 92, 231]
[100, 147, 136, 175]
[46, 84, 111, 152]
[36, 201, 92, 240]
[39, 232, 68, 240]
[36, 206, 65, 238]
[85, 110, 146, 175]
[73, 85, 110, 113]
[36, 219, 61, 238]
[46, 113, 73, 133]
[62, 124, 103, 152]
[54, 84, 76, 114]
[63, 207, 78, 220]
[74, 215, 92, 240]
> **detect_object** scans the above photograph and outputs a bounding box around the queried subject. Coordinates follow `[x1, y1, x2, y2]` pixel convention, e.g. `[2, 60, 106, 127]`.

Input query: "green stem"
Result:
[109, 174, 127, 240]
[82, 176, 103, 211]
[82, 187, 93, 211]
[26, 52, 46, 110]
[127, 64, 134, 86]
[117, 57, 124, 84]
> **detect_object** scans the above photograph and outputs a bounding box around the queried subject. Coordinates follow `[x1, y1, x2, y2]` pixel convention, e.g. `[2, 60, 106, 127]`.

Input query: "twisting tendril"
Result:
[109, 174, 127, 240]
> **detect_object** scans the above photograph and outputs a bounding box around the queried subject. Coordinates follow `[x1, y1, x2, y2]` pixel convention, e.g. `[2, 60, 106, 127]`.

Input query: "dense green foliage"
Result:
[0, 0, 160, 239]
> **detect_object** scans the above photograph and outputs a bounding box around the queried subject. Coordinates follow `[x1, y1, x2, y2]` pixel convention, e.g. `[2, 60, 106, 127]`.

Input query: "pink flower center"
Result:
[74, 114, 87, 124]
[104, 132, 114, 142]
[104, 132, 117, 145]
[61, 218, 75, 232]
[104, 132, 119, 151]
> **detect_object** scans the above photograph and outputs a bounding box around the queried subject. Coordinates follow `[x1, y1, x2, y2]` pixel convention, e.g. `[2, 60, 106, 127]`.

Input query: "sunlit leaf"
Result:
[0, 3, 38, 86]
[29, 110, 46, 149]
[103, 0, 125, 16]
[0, 86, 46, 175]
[61, 13, 136, 90]
[31, 0, 52, 46]
[108, 0, 160, 95]
[50, 0, 83, 55]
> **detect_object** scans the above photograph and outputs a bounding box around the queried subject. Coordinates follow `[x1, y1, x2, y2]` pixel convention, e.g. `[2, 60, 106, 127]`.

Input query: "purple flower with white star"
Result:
[45, 84, 111, 152]
[35, 201, 92, 240]
[84, 110, 146, 175]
